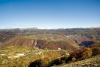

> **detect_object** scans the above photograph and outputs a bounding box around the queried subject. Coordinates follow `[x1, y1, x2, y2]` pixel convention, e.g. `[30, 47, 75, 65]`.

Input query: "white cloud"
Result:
[0, 27, 5, 29]
[12, 27, 16, 28]
[39, 27, 45, 29]
[19, 25, 23, 26]
[37, 27, 57, 29]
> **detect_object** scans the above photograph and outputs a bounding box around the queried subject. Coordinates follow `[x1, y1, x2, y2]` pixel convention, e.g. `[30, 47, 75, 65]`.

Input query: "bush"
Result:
[92, 47, 100, 56]
[49, 58, 61, 66]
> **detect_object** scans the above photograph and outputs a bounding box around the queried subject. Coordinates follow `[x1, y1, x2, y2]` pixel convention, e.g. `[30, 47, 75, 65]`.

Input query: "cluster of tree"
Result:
[68, 47, 92, 61]
[68, 45, 100, 61]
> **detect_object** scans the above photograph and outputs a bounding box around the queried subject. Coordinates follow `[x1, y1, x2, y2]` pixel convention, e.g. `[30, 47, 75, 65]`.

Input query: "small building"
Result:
[36, 52, 43, 55]
[16, 54, 25, 56]
[0, 54, 6, 56]
[8, 56, 13, 58]
[14, 56, 19, 58]
[58, 48, 61, 50]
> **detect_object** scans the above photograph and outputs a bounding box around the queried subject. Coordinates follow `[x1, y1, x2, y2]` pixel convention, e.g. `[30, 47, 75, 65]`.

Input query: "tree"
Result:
[82, 47, 92, 58]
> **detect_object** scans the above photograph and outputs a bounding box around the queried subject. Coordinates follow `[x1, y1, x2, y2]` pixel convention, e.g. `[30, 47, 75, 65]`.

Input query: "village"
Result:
[0, 46, 69, 65]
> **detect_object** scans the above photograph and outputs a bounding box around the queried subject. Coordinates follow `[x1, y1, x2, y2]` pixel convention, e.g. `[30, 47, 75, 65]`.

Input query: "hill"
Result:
[1, 37, 77, 51]
[0, 27, 100, 51]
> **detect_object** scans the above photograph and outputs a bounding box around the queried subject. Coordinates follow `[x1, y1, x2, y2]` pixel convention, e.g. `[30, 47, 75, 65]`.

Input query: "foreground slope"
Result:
[52, 54, 100, 67]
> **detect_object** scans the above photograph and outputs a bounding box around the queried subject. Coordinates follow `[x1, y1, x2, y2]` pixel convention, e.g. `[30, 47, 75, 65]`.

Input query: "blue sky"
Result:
[0, 0, 100, 29]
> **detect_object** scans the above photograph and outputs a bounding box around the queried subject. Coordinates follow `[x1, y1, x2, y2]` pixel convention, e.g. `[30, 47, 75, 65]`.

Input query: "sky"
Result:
[0, 0, 100, 29]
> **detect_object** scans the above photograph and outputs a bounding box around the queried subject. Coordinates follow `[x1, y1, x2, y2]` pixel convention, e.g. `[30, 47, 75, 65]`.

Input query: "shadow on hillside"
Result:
[29, 60, 40, 67]
[29, 56, 69, 67]
[79, 41, 95, 47]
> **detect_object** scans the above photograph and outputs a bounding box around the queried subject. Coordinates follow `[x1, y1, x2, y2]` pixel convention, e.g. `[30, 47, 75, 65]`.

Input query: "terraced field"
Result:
[0, 46, 68, 67]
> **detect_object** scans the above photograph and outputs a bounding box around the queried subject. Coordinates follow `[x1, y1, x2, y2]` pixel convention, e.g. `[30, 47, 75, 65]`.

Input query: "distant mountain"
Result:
[0, 27, 100, 33]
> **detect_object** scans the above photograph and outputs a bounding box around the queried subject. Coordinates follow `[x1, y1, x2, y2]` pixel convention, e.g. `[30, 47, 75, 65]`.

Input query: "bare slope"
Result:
[2, 37, 77, 51]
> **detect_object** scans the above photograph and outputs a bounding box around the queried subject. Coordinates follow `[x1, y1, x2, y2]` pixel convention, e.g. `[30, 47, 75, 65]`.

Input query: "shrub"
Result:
[60, 56, 68, 63]
[49, 58, 61, 66]
[92, 47, 100, 56]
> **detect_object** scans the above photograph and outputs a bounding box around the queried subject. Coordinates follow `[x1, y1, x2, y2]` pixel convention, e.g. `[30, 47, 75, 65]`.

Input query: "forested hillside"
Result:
[0, 28, 100, 51]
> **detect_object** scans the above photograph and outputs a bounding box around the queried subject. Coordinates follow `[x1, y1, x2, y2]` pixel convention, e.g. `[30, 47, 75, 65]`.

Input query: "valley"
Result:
[0, 28, 100, 67]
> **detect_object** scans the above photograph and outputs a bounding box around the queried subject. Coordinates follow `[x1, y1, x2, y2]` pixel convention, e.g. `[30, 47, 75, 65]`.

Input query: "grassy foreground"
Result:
[52, 54, 100, 67]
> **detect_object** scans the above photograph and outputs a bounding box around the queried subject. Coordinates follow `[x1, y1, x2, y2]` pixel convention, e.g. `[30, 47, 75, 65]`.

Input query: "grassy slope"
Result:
[52, 54, 100, 67]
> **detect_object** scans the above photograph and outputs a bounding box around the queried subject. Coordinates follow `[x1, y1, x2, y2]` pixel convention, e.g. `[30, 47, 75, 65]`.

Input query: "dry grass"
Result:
[52, 54, 100, 67]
